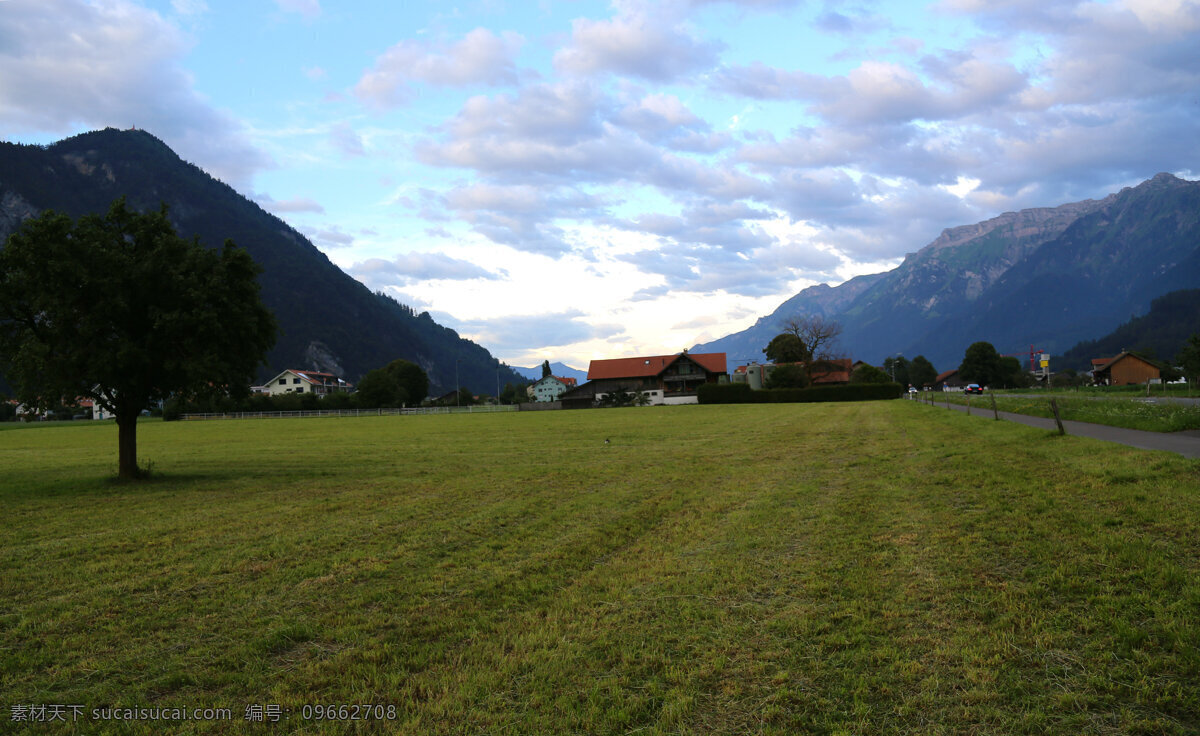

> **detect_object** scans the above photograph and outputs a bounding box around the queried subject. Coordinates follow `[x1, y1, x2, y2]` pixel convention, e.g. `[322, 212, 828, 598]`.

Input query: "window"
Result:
[293, 378, 301, 384]
[278, 378, 286, 385]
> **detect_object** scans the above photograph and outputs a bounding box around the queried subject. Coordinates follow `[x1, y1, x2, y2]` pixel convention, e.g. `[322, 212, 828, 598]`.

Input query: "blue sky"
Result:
[2, 0, 1198, 369]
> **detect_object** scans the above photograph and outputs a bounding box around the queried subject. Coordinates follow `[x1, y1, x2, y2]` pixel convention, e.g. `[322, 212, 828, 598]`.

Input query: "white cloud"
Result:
[329, 122, 366, 157]
[349, 252, 503, 287]
[355, 28, 524, 108]
[0, 0, 270, 190]
[302, 225, 355, 248]
[257, 194, 325, 214]
[171, 0, 208, 16]
[440, 311, 626, 354]
[554, 8, 722, 81]
[275, 0, 320, 20]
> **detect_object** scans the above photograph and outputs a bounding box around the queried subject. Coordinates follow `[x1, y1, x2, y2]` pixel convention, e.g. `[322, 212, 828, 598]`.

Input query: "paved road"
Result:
[924, 399, 1200, 459]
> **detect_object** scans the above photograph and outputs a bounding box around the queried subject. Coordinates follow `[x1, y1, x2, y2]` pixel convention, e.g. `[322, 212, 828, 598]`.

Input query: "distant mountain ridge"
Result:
[695, 173, 1200, 370]
[0, 128, 522, 394]
[512, 362, 588, 382]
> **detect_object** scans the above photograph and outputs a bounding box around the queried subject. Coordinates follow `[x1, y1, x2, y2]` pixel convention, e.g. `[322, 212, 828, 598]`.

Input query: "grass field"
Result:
[930, 392, 1200, 433]
[3, 403, 1199, 734]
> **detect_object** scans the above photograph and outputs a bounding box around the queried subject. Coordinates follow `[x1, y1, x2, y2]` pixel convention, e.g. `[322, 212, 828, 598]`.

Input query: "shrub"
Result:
[697, 383, 758, 404]
[699, 382, 903, 404]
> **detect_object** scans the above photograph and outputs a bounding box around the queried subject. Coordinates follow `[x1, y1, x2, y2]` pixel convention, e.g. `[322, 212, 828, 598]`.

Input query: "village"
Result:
[4, 345, 1173, 423]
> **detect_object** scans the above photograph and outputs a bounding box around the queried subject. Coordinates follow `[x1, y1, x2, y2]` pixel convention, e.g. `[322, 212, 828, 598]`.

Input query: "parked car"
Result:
[965, 383, 983, 394]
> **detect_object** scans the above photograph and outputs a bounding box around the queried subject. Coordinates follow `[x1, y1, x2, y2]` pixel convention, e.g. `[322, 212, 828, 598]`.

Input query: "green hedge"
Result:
[696, 383, 757, 404]
[698, 382, 904, 404]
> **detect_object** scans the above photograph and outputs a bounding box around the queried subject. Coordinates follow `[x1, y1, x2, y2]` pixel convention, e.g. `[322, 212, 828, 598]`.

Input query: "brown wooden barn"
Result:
[1090, 352, 1161, 386]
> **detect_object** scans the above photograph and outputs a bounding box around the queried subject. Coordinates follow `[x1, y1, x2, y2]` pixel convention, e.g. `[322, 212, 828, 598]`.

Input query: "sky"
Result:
[2, 0, 1198, 369]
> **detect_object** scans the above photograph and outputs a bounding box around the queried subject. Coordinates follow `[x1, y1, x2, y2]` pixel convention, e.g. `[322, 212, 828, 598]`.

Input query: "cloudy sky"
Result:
[2, 0, 1197, 368]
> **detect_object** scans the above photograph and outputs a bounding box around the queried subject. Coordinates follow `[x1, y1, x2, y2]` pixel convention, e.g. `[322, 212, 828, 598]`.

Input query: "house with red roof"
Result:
[933, 369, 966, 391]
[530, 374, 578, 402]
[577, 352, 728, 405]
[265, 369, 353, 396]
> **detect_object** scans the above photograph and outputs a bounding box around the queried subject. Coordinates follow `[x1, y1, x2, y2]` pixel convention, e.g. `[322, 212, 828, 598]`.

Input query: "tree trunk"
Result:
[117, 410, 140, 479]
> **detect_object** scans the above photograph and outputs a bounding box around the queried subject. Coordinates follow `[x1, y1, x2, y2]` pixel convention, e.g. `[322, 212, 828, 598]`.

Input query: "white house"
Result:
[530, 375, 577, 402]
[264, 369, 353, 396]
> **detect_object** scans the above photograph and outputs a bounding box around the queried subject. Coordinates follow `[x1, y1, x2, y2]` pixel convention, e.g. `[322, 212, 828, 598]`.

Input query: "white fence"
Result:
[180, 405, 518, 421]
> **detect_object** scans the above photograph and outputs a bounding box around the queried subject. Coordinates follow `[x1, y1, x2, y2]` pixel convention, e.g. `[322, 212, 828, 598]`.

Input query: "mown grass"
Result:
[3, 403, 1199, 735]
[931, 392, 1200, 432]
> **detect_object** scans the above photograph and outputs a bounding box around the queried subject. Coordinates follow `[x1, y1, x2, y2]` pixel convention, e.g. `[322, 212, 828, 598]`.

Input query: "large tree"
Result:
[780, 315, 843, 361]
[958, 341, 1004, 387]
[0, 200, 276, 479]
[909, 355, 938, 389]
[764, 333, 807, 364]
[1178, 333, 1200, 388]
[356, 358, 429, 408]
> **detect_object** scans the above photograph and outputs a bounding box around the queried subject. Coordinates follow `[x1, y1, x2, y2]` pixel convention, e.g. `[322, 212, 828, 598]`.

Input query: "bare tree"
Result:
[779, 315, 843, 362]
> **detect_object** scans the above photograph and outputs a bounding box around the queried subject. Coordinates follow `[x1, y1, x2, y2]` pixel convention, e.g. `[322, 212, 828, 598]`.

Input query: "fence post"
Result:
[1049, 398, 1066, 435]
[990, 391, 999, 421]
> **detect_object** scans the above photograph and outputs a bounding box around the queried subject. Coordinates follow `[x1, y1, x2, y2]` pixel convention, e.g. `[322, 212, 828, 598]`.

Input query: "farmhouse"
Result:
[934, 369, 966, 391]
[530, 374, 577, 402]
[265, 369, 353, 396]
[583, 352, 728, 405]
[1091, 352, 1161, 386]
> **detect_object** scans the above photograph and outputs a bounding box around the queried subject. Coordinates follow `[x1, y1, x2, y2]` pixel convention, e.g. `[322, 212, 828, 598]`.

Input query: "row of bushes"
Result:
[163, 391, 371, 420]
[697, 382, 905, 404]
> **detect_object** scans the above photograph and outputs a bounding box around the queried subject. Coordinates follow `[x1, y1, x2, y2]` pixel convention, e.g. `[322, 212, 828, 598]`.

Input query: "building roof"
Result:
[934, 369, 961, 384]
[1093, 352, 1158, 372]
[269, 369, 348, 386]
[587, 352, 727, 380]
[533, 375, 578, 389]
[808, 358, 852, 385]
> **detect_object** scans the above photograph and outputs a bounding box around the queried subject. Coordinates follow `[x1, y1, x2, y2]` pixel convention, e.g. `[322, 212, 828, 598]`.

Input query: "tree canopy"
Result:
[764, 333, 807, 364]
[779, 315, 843, 361]
[765, 363, 809, 389]
[958, 342, 1004, 386]
[0, 200, 276, 478]
[1179, 333, 1200, 387]
[355, 358, 429, 408]
[851, 363, 891, 384]
[909, 355, 938, 389]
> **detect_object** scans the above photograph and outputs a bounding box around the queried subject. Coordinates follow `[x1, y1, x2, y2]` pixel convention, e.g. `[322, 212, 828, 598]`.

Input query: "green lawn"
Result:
[3, 403, 1199, 734]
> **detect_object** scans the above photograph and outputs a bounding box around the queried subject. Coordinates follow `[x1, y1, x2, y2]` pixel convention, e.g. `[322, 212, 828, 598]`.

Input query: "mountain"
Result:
[1058, 289, 1200, 370]
[512, 362, 589, 382]
[0, 128, 523, 394]
[695, 173, 1200, 371]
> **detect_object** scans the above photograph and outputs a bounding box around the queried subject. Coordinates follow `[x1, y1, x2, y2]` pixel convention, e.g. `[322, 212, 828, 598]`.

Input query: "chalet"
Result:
[1091, 352, 1161, 386]
[265, 369, 353, 396]
[530, 375, 577, 402]
[585, 352, 727, 405]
